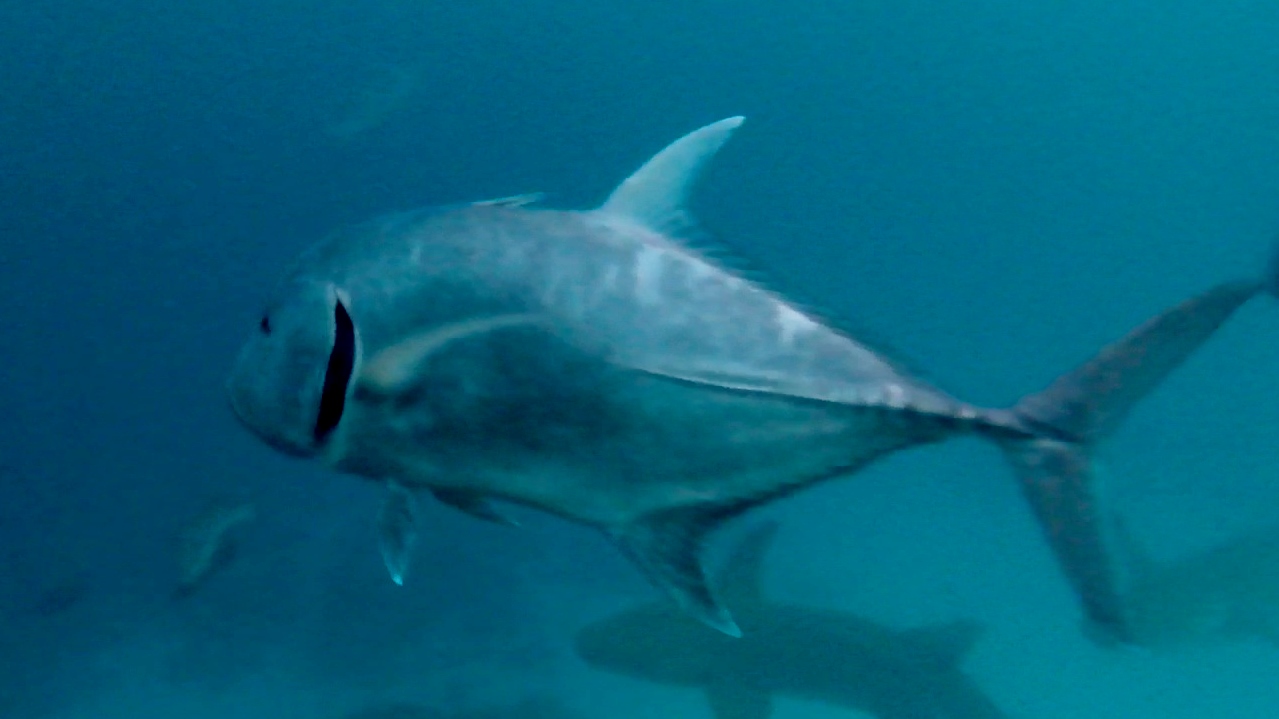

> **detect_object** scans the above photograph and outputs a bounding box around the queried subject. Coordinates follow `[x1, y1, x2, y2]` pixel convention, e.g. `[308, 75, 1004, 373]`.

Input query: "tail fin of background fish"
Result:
[1000, 267, 1273, 644]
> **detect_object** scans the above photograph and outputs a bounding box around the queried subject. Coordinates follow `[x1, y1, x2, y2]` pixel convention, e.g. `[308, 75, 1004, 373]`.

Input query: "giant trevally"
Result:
[225, 117, 1274, 641]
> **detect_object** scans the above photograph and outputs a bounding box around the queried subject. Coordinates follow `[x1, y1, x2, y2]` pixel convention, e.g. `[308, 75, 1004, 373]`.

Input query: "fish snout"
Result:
[224, 352, 321, 459]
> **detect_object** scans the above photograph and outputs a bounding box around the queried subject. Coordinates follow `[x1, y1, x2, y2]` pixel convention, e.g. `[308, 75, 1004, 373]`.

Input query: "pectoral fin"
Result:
[431, 488, 520, 527]
[377, 481, 419, 586]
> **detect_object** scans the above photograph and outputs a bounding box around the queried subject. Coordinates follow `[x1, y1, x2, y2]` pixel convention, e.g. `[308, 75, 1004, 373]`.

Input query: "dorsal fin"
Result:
[599, 116, 745, 232]
[717, 521, 779, 606]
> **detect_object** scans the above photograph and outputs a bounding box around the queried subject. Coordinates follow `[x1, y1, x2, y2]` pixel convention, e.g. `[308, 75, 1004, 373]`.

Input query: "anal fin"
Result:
[611, 507, 741, 638]
[431, 488, 520, 527]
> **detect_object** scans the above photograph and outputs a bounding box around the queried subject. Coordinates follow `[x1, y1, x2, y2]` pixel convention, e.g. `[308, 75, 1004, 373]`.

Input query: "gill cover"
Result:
[226, 281, 359, 457]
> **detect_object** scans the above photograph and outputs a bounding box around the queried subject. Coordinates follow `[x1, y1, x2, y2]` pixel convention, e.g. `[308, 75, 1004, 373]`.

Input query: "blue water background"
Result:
[3, 1, 1279, 717]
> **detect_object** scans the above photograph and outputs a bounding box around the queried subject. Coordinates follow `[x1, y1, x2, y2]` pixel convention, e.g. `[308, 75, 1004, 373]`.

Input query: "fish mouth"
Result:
[224, 375, 317, 458]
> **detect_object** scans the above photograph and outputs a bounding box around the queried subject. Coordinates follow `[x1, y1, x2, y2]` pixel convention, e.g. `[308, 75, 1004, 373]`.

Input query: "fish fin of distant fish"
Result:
[1001, 278, 1263, 643]
[717, 521, 780, 606]
[473, 192, 545, 208]
[173, 500, 255, 600]
[356, 314, 544, 399]
[377, 480, 419, 586]
[599, 116, 744, 234]
[612, 507, 743, 638]
[431, 488, 520, 527]
[705, 680, 773, 719]
[900, 619, 985, 666]
[29, 577, 90, 618]
[172, 541, 237, 602]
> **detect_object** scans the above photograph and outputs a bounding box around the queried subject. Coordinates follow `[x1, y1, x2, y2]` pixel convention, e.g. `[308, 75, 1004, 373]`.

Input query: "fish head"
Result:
[226, 279, 358, 458]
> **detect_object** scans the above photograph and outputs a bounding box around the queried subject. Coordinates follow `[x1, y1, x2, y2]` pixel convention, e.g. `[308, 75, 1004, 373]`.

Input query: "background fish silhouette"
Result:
[575, 521, 1010, 719]
[172, 499, 257, 600]
[1110, 516, 1279, 651]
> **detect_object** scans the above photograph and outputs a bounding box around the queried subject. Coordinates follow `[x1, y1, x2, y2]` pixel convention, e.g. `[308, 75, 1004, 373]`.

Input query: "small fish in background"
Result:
[574, 522, 1010, 719]
[27, 574, 90, 618]
[340, 696, 586, 719]
[1108, 518, 1279, 651]
[325, 63, 423, 140]
[172, 499, 257, 600]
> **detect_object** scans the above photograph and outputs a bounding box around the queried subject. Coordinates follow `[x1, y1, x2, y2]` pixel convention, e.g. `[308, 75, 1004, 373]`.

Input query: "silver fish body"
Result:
[328, 204, 991, 510]
[226, 117, 1272, 640]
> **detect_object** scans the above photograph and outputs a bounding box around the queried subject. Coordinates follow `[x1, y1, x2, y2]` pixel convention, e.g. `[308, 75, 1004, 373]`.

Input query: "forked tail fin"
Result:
[1002, 278, 1264, 643]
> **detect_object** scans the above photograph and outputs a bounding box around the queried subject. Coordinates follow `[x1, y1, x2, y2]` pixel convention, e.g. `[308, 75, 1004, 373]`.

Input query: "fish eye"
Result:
[259, 315, 272, 335]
